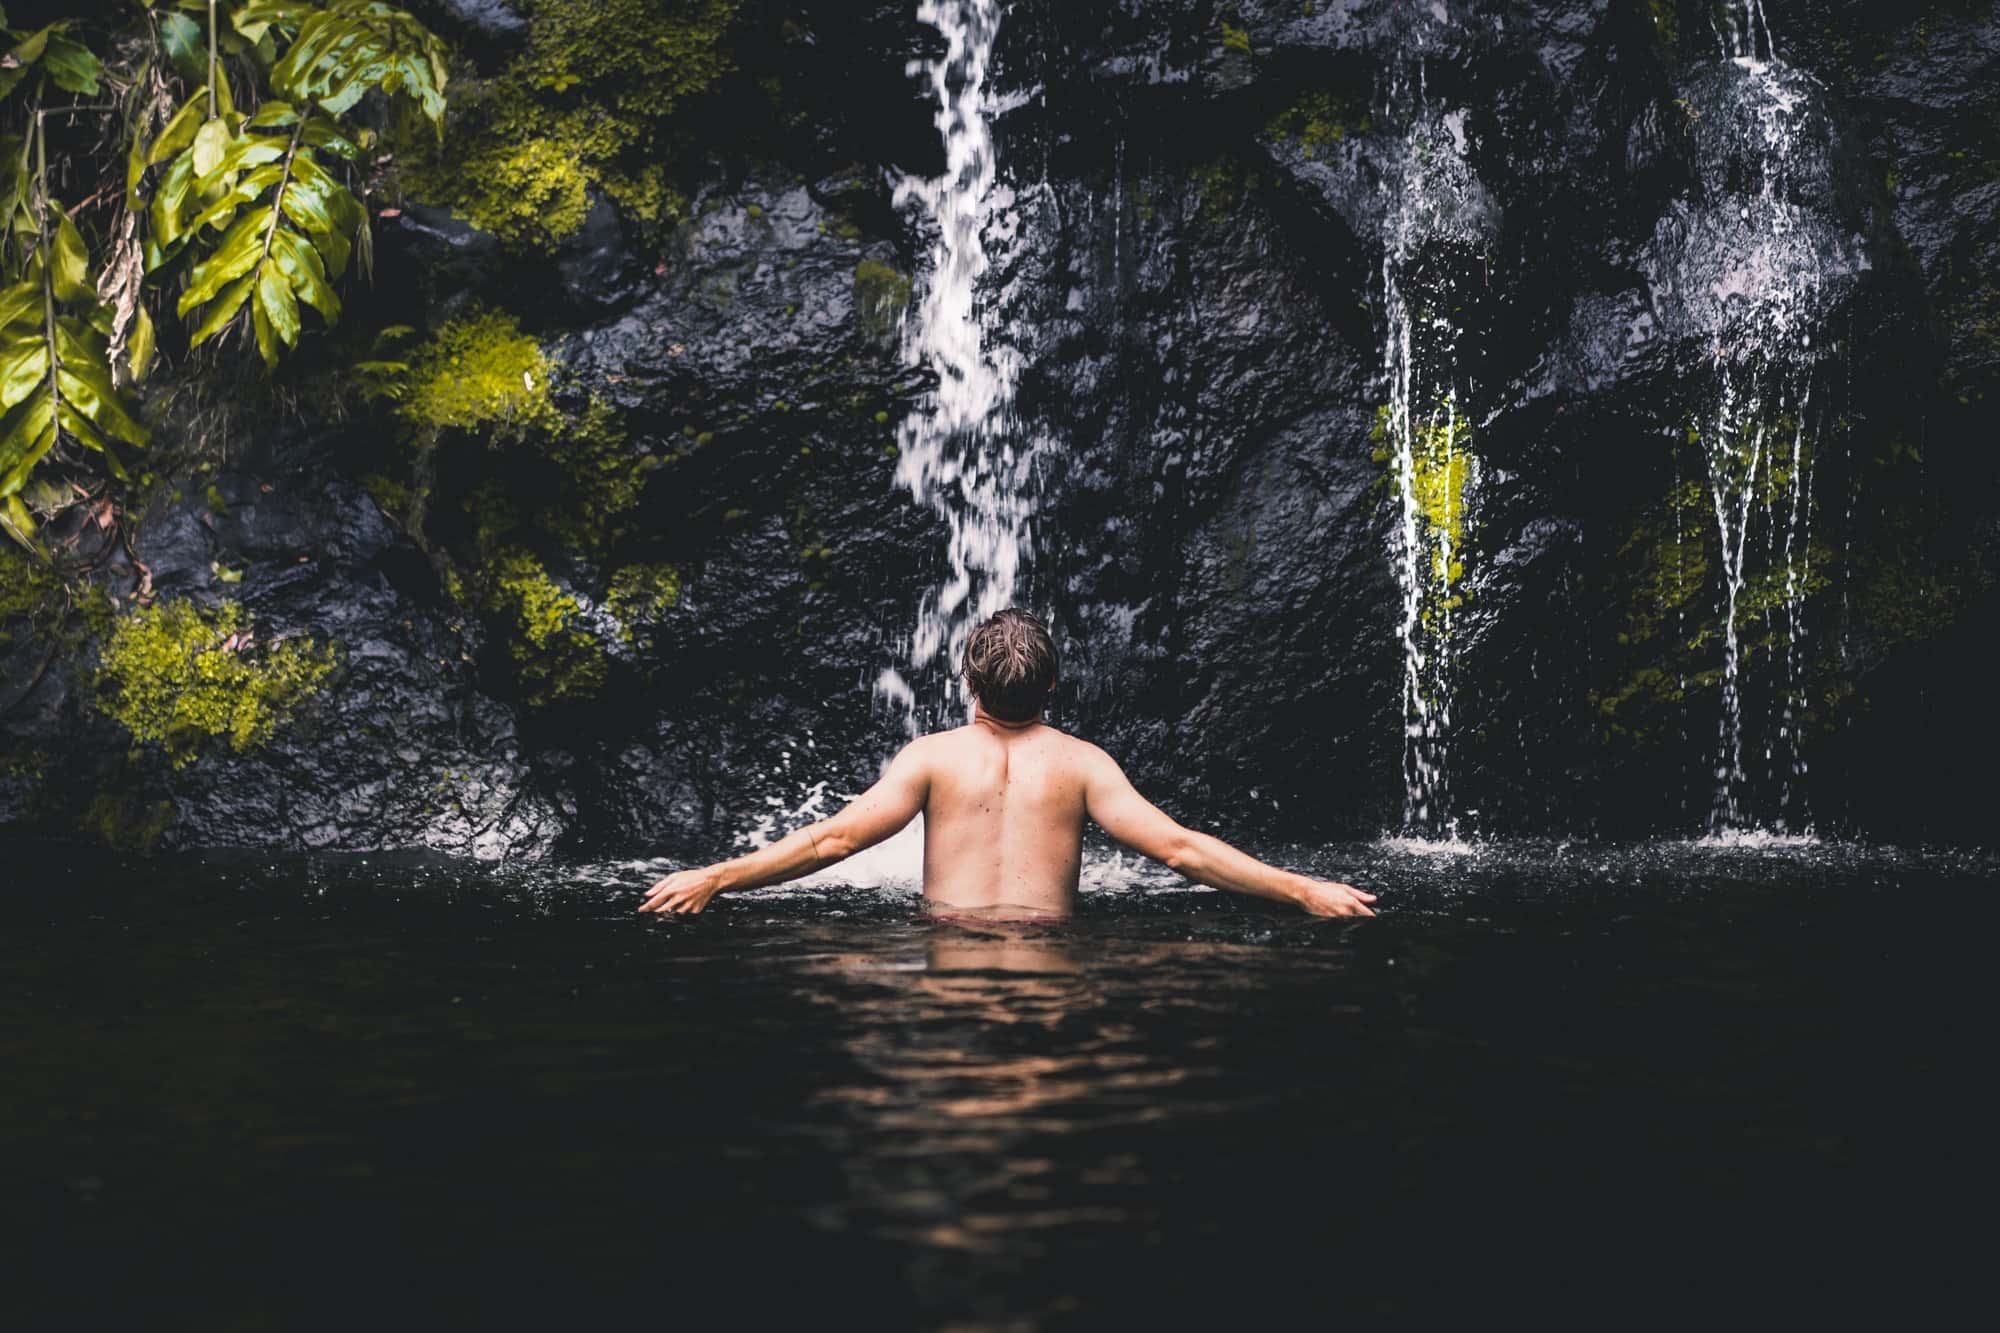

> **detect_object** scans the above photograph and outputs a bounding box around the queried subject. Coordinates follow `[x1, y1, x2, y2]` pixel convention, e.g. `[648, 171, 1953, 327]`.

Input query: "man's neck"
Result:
[973, 705, 1043, 733]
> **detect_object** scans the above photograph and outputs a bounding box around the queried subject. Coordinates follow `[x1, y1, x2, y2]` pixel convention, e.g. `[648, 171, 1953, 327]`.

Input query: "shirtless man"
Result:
[639, 608, 1376, 919]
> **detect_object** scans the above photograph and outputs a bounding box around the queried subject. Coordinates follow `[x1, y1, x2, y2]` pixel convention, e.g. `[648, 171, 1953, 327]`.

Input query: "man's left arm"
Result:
[639, 741, 932, 914]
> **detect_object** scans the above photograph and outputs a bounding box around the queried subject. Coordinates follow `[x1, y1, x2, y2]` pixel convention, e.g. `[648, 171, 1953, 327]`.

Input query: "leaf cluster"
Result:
[0, 0, 449, 550]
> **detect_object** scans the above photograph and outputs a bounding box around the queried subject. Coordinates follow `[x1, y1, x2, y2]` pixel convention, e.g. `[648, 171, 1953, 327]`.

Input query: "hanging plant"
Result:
[0, 13, 138, 552]
[143, 0, 446, 366]
[0, 0, 448, 551]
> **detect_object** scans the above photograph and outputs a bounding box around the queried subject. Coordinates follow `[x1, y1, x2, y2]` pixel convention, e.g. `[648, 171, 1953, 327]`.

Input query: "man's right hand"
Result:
[639, 867, 726, 914]
[1293, 878, 1378, 917]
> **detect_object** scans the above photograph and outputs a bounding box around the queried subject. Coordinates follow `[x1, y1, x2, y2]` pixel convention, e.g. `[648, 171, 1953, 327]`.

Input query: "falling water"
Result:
[1377, 89, 1489, 841]
[1664, 3, 1859, 833]
[874, 0, 1034, 736]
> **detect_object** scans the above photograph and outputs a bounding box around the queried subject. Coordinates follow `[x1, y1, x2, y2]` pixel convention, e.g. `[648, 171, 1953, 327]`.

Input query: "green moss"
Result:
[1410, 416, 1473, 587]
[1, 550, 116, 653]
[854, 259, 912, 338]
[77, 794, 178, 853]
[1590, 421, 1845, 744]
[1372, 404, 1475, 591]
[483, 549, 608, 706]
[1645, 0, 1679, 50]
[400, 310, 559, 437]
[1189, 158, 1260, 224]
[400, 0, 737, 251]
[1266, 92, 1370, 158]
[0, 547, 60, 633]
[361, 472, 415, 521]
[606, 562, 683, 644]
[441, 133, 594, 250]
[96, 601, 336, 768]
[204, 485, 231, 517]
[536, 398, 651, 548]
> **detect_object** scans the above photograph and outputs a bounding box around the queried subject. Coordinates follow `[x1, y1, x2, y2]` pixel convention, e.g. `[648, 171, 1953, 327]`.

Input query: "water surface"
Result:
[4, 837, 1982, 1326]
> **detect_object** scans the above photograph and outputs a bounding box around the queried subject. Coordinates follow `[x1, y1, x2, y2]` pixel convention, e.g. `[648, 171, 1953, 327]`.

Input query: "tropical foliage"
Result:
[0, 0, 447, 552]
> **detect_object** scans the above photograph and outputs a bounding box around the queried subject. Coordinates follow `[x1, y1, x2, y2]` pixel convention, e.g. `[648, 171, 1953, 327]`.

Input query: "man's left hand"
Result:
[639, 868, 724, 914]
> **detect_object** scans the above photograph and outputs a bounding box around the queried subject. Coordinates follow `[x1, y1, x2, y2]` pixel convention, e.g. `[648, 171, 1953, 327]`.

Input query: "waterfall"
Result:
[1377, 89, 1489, 842]
[875, 0, 1034, 735]
[1688, 6, 1833, 833]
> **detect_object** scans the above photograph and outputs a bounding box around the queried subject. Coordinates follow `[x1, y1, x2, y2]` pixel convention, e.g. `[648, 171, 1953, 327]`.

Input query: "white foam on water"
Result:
[1376, 834, 1482, 858]
[1690, 828, 1821, 852]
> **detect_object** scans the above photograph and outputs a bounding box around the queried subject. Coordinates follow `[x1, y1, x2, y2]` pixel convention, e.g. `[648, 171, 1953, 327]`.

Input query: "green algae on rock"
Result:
[400, 310, 560, 437]
[97, 601, 336, 768]
[398, 0, 738, 250]
[853, 260, 912, 340]
[482, 548, 609, 706]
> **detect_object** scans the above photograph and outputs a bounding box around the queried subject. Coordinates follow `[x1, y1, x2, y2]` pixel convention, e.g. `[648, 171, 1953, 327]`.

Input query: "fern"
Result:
[0, 1, 447, 547]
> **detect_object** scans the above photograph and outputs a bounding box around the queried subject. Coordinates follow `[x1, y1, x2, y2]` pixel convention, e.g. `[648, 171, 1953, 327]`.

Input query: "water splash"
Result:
[1377, 87, 1491, 839]
[876, 0, 1035, 735]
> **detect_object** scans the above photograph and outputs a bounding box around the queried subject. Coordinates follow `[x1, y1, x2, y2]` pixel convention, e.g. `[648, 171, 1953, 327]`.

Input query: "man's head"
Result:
[962, 608, 1058, 723]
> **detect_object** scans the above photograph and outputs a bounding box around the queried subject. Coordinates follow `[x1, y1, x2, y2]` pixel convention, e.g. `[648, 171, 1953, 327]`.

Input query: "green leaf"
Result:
[158, 12, 206, 84]
[0, 394, 56, 497]
[300, 114, 361, 161]
[193, 134, 285, 203]
[270, 226, 338, 323]
[270, 2, 448, 126]
[177, 211, 264, 315]
[147, 97, 205, 167]
[0, 333, 49, 412]
[290, 151, 365, 233]
[42, 32, 101, 94]
[126, 129, 149, 199]
[186, 161, 283, 236]
[0, 132, 27, 224]
[187, 271, 254, 347]
[250, 285, 278, 368]
[0, 280, 39, 333]
[0, 492, 44, 556]
[128, 303, 157, 383]
[248, 101, 300, 129]
[147, 151, 198, 261]
[192, 118, 233, 178]
[56, 357, 152, 449]
[51, 213, 94, 306]
[235, 3, 318, 34]
[6, 25, 51, 68]
[256, 262, 300, 351]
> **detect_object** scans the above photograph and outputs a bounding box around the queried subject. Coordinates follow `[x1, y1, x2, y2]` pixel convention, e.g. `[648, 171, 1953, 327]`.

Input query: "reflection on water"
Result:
[2, 838, 1987, 1326]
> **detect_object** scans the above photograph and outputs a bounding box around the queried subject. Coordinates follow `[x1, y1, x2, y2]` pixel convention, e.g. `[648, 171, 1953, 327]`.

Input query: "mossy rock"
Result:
[96, 601, 337, 769]
[482, 548, 609, 705]
[401, 309, 559, 436]
[854, 259, 912, 339]
[398, 0, 738, 251]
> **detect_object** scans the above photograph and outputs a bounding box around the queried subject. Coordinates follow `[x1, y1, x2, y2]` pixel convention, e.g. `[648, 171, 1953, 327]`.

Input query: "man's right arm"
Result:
[1080, 746, 1377, 917]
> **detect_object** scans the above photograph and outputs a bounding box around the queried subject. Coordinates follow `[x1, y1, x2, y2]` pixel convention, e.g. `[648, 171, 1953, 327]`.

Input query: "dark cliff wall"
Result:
[3, 0, 1995, 855]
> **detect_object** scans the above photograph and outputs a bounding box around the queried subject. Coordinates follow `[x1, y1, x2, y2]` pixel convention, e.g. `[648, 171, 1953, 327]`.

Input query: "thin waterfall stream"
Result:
[876, 0, 1035, 737]
[1678, 1, 1852, 836]
[1376, 71, 1492, 844]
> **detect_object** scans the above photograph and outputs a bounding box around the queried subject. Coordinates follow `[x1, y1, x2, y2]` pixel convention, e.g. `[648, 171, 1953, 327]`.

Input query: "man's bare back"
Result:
[638, 706, 1375, 919]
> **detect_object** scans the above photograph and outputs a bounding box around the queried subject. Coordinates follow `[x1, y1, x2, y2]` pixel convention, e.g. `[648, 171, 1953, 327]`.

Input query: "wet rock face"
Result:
[5, 0, 1997, 856]
[2, 459, 562, 858]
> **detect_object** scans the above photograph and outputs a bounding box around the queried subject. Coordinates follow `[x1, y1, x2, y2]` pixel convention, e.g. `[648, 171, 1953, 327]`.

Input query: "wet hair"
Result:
[962, 608, 1058, 722]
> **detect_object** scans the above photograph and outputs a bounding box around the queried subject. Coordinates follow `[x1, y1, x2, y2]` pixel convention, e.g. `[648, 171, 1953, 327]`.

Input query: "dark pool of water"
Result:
[2, 836, 1986, 1327]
